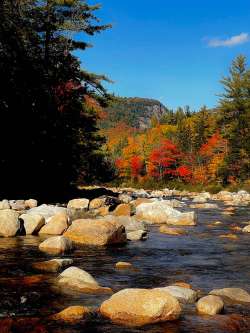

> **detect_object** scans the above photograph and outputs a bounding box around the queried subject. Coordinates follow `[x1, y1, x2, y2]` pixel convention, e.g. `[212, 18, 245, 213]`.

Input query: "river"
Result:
[0, 199, 250, 332]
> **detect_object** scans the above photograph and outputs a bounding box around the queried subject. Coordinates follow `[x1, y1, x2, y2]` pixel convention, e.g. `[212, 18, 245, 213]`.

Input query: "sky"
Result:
[76, 0, 250, 111]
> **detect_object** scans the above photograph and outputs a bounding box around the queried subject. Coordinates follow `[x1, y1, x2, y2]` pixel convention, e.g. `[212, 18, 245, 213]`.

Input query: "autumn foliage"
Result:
[104, 115, 228, 186]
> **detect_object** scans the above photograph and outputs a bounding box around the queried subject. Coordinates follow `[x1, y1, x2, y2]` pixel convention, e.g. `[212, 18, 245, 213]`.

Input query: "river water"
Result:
[0, 200, 250, 332]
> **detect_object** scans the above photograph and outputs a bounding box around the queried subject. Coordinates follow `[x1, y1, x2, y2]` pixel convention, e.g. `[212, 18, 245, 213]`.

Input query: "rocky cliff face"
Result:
[100, 97, 168, 129]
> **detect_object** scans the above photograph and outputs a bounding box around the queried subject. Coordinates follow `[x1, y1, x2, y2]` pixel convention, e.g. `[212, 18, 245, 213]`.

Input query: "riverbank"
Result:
[1, 188, 250, 332]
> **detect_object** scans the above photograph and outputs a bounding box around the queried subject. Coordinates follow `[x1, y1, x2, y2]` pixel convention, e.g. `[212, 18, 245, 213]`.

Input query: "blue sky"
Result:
[77, 0, 250, 110]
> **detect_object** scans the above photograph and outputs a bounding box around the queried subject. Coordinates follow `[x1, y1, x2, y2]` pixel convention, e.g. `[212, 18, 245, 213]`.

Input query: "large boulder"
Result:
[100, 288, 181, 326]
[113, 204, 131, 216]
[60, 266, 98, 284]
[58, 266, 112, 294]
[155, 286, 198, 304]
[67, 198, 92, 222]
[136, 201, 196, 226]
[0, 209, 20, 237]
[64, 218, 127, 246]
[39, 212, 68, 235]
[27, 204, 66, 222]
[20, 214, 45, 235]
[0, 200, 10, 210]
[39, 236, 73, 254]
[32, 258, 73, 272]
[96, 206, 110, 216]
[24, 199, 38, 209]
[196, 295, 224, 315]
[89, 197, 106, 209]
[209, 288, 250, 303]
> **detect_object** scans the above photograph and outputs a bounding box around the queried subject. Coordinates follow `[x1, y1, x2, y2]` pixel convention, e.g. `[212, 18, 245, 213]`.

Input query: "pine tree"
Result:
[193, 106, 210, 151]
[0, 0, 112, 199]
[219, 55, 250, 182]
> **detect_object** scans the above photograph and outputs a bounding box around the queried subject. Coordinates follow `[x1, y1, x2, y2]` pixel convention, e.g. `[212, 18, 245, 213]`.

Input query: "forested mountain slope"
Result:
[100, 97, 168, 129]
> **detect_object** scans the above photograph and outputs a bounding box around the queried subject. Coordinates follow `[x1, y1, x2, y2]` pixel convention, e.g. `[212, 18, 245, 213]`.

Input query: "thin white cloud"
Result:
[207, 33, 249, 48]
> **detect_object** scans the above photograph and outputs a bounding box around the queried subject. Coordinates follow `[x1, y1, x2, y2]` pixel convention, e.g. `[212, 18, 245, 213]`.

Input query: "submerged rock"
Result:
[20, 214, 45, 235]
[64, 218, 127, 246]
[159, 225, 186, 236]
[190, 203, 219, 209]
[50, 305, 90, 323]
[32, 258, 73, 272]
[219, 234, 238, 240]
[136, 201, 196, 226]
[115, 261, 133, 269]
[100, 288, 181, 326]
[196, 295, 224, 315]
[210, 288, 250, 303]
[39, 236, 73, 254]
[0, 209, 20, 237]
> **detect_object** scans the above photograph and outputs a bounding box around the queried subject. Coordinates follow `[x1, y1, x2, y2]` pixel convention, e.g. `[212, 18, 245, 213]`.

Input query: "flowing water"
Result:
[1, 200, 250, 332]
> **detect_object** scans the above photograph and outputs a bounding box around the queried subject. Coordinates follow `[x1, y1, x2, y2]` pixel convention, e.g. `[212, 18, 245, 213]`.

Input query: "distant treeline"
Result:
[101, 55, 250, 190]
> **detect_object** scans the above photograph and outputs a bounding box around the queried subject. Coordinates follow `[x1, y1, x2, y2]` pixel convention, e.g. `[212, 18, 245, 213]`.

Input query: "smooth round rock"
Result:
[196, 295, 224, 315]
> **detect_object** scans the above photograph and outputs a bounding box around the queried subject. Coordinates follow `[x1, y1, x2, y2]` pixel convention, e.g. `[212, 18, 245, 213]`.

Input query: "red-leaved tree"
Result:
[148, 139, 182, 179]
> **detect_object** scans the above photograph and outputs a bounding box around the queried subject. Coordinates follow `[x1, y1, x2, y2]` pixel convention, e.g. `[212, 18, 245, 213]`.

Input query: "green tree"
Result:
[193, 106, 210, 151]
[0, 0, 111, 199]
[219, 55, 250, 182]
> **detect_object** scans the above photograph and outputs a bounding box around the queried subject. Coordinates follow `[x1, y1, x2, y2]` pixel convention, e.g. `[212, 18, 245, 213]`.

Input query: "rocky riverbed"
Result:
[1, 188, 250, 332]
